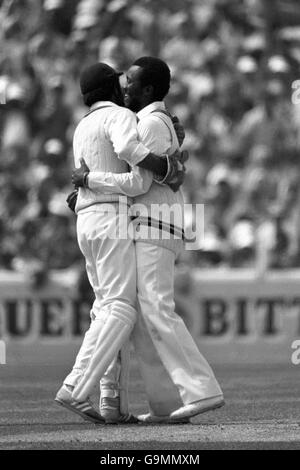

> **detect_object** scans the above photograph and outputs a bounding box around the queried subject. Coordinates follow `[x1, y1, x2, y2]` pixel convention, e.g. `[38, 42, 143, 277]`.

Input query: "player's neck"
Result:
[138, 97, 155, 112]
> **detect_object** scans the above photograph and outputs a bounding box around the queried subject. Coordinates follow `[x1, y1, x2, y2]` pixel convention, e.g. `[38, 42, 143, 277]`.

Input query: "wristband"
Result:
[83, 171, 89, 188]
[153, 154, 169, 184]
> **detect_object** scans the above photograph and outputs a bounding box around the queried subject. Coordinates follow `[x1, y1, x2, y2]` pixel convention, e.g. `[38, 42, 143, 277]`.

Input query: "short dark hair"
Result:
[132, 57, 171, 101]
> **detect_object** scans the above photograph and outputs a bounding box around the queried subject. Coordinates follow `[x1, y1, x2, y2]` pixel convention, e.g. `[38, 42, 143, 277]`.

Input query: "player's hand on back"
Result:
[177, 149, 189, 167]
[167, 169, 186, 192]
[172, 115, 185, 147]
[72, 158, 90, 188]
[66, 189, 78, 213]
[164, 150, 188, 192]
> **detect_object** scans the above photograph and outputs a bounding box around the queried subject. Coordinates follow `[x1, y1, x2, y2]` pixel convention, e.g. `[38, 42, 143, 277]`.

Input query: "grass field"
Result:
[0, 341, 300, 450]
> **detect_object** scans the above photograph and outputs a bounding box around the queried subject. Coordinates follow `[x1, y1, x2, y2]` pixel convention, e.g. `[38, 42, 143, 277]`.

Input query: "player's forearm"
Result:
[136, 153, 168, 177]
[88, 170, 152, 197]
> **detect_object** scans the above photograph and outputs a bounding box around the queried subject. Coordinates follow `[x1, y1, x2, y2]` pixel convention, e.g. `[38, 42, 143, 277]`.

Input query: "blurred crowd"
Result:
[1, 0, 300, 284]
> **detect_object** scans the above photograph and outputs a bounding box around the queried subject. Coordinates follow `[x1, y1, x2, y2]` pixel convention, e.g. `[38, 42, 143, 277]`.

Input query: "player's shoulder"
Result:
[103, 105, 136, 129]
[110, 105, 136, 120]
[139, 112, 172, 135]
[73, 118, 84, 139]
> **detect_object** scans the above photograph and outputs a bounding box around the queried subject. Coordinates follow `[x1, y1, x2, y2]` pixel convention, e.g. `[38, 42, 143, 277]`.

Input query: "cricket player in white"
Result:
[55, 62, 184, 424]
[73, 58, 224, 423]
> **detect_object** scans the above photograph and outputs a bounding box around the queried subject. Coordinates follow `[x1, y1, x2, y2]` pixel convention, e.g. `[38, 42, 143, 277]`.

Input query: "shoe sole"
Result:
[173, 399, 225, 420]
[54, 398, 105, 425]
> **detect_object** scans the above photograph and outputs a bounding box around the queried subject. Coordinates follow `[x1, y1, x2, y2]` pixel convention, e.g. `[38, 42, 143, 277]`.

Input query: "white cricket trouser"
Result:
[131, 309, 183, 415]
[64, 208, 137, 390]
[132, 242, 222, 414]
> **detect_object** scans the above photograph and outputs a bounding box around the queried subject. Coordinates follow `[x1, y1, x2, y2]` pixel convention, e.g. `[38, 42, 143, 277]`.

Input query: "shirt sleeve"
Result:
[88, 167, 153, 197]
[137, 115, 172, 155]
[104, 108, 150, 166]
[134, 115, 172, 187]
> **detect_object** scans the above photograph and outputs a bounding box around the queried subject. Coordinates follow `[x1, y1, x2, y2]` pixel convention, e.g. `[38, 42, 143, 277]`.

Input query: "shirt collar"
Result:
[90, 101, 117, 111]
[136, 101, 166, 120]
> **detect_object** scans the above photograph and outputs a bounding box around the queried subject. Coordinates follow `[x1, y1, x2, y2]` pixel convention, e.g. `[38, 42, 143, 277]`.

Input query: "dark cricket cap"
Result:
[79, 63, 123, 95]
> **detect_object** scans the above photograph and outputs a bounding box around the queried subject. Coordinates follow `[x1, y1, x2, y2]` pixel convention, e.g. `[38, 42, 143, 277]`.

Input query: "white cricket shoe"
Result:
[169, 395, 225, 420]
[100, 396, 138, 424]
[55, 385, 105, 424]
